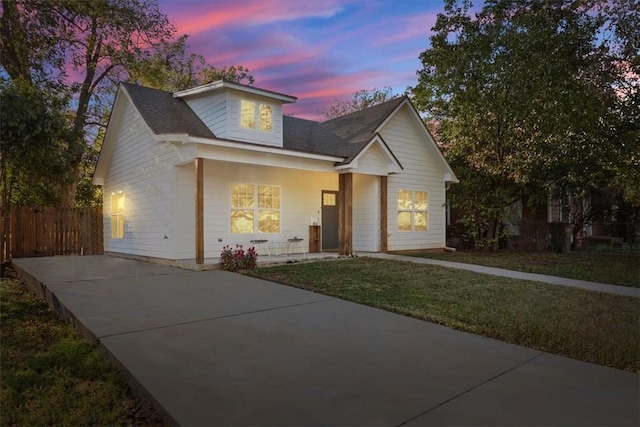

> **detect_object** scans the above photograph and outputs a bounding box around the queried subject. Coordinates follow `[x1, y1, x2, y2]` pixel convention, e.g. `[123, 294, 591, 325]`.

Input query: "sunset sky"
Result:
[158, 0, 447, 120]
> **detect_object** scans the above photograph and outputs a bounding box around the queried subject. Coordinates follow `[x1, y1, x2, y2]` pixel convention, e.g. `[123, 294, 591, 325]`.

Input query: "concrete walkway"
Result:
[365, 252, 640, 298]
[13, 255, 640, 426]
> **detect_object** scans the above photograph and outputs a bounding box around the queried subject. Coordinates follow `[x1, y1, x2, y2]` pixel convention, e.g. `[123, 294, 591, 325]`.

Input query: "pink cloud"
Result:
[156, 0, 440, 118]
[166, 0, 346, 36]
[376, 13, 439, 45]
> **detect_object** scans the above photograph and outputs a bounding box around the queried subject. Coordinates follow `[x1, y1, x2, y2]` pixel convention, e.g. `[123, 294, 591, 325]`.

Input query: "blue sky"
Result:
[158, 0, 447, 119]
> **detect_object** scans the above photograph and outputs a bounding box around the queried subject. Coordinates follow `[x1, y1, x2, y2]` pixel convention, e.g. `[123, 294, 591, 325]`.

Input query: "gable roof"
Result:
[322, 97, 406, 143]
[111, 83, 454, 181]
[283, 97, 405, 164]
[173, 80, 297, 103]
[122, 83, 214, 139]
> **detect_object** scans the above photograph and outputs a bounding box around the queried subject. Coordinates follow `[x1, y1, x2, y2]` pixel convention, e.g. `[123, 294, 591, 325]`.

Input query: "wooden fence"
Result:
[1, 207, 103, 261]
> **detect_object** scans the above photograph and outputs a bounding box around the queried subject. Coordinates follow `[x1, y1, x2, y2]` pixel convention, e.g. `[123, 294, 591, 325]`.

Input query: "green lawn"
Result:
[403, 248, 640, 287]
[247, 258, 640, 373]
[0, 273, 165, 426]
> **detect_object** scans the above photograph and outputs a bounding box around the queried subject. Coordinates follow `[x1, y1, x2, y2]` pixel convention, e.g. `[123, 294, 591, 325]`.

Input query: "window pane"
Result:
[231, 210, 254, 233]
[398, 190, 413, 210]
[414, 191, 428, 211]
[231, 183, 255, 208]
[414, 212, 428, 231]
[258, 210, 280, 233]
[111, 193, 125, 239]
[259, 104, 272, 132]
[111, 215, 118, 238]
[323, 193, 336, 206]
[117, 193, 125, 213]
[240, 100, 255, 129]
[258, 185, 279, 208]
[398, 211, 412, 231]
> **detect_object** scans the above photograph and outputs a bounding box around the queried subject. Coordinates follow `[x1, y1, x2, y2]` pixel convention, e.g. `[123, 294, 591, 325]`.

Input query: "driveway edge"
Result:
[12, 259, 179, 427]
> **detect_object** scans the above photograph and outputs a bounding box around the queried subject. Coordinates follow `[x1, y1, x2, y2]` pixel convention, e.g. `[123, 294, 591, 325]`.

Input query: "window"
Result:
[398, 189, 428, 231]
[240, 99, 272, 132]
[323, 192, 336, 206]
[231, 183, 280, 233]
[259, 104, 272, 131]
[111, 191, 125, 239]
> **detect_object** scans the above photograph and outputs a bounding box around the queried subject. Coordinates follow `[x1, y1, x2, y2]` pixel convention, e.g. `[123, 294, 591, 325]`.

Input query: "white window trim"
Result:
[397, 189, 429, 232]
[230, 182, 281, 234]
[240, 99, 273, 133]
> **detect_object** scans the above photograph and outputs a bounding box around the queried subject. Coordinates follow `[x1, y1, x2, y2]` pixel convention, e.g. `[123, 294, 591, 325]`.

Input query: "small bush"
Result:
[219, 245, 258, 272]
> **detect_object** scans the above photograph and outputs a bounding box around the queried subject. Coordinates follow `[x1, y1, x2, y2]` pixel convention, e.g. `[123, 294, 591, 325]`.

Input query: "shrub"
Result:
[219, 245, 258, 272]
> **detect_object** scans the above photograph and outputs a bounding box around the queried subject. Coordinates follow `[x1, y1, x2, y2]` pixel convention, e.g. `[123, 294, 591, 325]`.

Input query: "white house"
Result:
[93, 80, 458, 264]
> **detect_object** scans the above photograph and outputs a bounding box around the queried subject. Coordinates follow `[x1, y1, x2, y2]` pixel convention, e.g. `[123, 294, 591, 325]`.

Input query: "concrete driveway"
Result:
[13, 255, 640, 426]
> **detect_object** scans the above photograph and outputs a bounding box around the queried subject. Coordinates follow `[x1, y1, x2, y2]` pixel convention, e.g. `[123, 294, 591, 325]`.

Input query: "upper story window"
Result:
[241, 100, 272, 132]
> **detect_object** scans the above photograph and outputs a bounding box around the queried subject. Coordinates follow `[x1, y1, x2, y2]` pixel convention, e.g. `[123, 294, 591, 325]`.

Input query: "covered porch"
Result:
[186, 159, 393, 264]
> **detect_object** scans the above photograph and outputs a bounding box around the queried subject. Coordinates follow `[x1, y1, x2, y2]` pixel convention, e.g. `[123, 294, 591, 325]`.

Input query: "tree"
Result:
[1, 0, 176, 207]
[127, 35, 254, 92]
[601, 0, 640, 206]
[0, 78, 73, 271]
[320, 87, 397, 119]
[412, 0, 622, 248]
[0, 79, 72, 206]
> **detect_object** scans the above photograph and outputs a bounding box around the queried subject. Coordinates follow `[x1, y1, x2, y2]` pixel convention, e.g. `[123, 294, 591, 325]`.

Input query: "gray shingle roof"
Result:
[122, 82, 406, 163]
[283, 96, 406, 163]
[321, 96, 406, 143]
[122, 83, 214, 139]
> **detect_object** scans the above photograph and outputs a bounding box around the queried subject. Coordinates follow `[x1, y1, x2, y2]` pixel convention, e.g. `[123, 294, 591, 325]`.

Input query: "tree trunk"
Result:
[487, 217, 500, 250]
[59, 180, 78, 208]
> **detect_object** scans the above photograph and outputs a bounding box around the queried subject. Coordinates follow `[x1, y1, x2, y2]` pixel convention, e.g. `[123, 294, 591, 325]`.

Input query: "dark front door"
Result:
[321, 190, 339, 251]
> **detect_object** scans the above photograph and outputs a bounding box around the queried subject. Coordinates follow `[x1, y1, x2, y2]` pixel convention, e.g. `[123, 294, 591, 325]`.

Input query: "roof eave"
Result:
[173, 80, 297, 103]
[156, 134, 345, 162]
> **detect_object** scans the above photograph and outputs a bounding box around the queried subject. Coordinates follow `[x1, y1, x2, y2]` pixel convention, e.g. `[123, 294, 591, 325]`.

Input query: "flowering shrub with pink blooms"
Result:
[219, 245, 258, 272]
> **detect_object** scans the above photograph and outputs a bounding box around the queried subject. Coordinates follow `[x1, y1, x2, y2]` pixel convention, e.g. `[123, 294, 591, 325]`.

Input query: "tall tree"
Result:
[601, 0, 640, 206]
[1, 0, 176, 207]
[0, 79, 72, 207]
[412, 0, 622, 248]
[320, 87, 398, 119]
[128, 35, 254, 92]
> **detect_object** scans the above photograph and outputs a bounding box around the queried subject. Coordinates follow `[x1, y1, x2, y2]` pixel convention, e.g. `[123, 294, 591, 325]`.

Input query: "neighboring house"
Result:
[93, 80, 458, 263]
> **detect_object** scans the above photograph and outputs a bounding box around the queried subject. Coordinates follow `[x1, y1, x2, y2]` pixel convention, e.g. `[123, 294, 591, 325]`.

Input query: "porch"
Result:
[183, 157, 391, 264]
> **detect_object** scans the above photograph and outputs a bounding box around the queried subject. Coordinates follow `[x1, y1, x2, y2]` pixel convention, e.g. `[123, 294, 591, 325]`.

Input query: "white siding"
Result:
[194, 160, 337, 258]
[354, 143, 391, 176]
[102, 100, 189, 259]
[226, 92, 284, 147]
[353, 174, 380, 252]
[184, 92, 228, 137]
[380, 105, 447, 250]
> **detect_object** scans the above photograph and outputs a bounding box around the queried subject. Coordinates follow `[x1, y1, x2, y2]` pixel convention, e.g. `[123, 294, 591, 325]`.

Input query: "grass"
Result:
[0, 271, 165, 426]
[403, 247, 640, 287]
[246, 257, 640, 373]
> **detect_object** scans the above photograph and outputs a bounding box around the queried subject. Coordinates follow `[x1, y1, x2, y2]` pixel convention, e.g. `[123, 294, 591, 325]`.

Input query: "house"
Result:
[93, 80, 458, 264]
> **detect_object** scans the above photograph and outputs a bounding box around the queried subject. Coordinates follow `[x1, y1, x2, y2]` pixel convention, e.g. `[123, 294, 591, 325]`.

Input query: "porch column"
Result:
[380, 175, 388, 253]
[338, 173, 353, 255]
[195, 157, 204, 264]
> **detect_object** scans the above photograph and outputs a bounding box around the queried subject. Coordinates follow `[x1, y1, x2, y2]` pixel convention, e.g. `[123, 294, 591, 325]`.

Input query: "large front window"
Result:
[240, 100, 272, 132]
[231, 183, 280, 233]
[398, 189, 428, 231]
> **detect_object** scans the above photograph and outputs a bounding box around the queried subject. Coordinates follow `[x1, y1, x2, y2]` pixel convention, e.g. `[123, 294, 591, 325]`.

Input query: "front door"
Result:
[321, 190, 339, 251]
